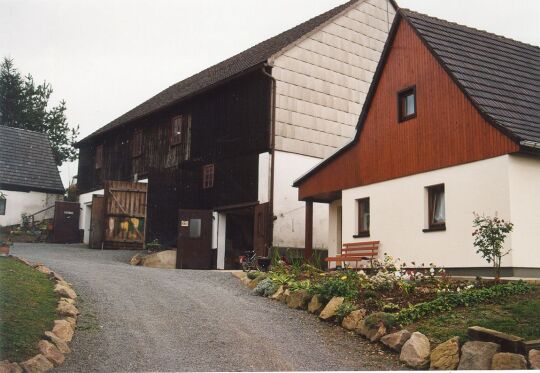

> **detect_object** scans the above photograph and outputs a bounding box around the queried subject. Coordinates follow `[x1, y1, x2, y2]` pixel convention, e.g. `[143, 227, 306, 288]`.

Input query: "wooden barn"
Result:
[76, 0, 397, 269]
[294, 9, 540, 277]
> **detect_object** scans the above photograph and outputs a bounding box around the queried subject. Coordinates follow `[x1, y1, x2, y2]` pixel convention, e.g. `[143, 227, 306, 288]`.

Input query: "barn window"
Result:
[202, 164, 215, 189]
[132, 130, 142, 157]
[95, 144, 103, 169]
[171, 115, 184, 146]
[356, 198, 370, 237]
[424, 184, 446, 232]
[398, 86, 416, 122]
[0, 197, 6, 215]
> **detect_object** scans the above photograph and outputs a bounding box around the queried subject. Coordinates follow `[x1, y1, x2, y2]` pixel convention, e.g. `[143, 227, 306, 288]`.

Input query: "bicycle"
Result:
[240, 250, 260, 272]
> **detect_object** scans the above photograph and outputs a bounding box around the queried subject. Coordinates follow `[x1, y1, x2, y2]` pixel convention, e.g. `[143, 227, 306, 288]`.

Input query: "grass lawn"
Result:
[408, 286, 540, 344]
[0, 256, 58, 362]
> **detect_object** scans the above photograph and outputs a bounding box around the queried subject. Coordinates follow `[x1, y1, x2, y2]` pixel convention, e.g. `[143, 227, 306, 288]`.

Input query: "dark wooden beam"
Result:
[305, 200, 313, 260]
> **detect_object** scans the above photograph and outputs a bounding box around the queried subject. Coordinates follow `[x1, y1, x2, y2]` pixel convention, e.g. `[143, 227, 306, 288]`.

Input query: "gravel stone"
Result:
[13, 243, 405, 372]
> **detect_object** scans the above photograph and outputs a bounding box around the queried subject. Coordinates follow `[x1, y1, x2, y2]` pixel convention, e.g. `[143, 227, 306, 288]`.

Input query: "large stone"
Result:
[270, 285, 285, 301]
[308, 295, 324, 314]
[57, 301, 79, 318]
[52, 320, 74, 342]
[35, 265, 53, 275]
[44, 331, 71, 354]
[430, 337, 460, 370]
[342, 309, 366, 331]
[51, 271, 65, 283]
[381, 330, 412, 352]
[19, 354, 54, 373]
[140, 250, 176, 269]
[248, 276, 265, 289]
[367, 323, 387, 343]
[38, 340, 64, 366]
[319, 297, 344, 320]
[0, 361, 22, 373]
[60, 297, 75, 305]
[468, 326, 523, 353]
[529, 349, 540, 370]
[54, 284, 76, 300]
[400, 332, 431, 369]
[281, 289, 291, 303]
[64, 317, 76, 328]
[129, 253, 143, 266]
[458, 341, 500, 370]
[491, 352, 527, 370]
[240, 277, 251, 286]
[287, 290, 311, 310]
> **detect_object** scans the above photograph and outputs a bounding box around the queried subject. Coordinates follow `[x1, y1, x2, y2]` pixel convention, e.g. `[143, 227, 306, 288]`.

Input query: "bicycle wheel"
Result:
[242, 261, 251, 272]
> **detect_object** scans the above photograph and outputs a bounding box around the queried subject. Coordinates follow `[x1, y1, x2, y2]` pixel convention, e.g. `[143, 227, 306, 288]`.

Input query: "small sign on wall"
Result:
[181, 220, 189, 227]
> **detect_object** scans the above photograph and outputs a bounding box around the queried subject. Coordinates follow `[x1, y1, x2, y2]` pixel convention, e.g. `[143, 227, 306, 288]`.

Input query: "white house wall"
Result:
[272, 150, 328, 249]
[271, 0, 395, 159]
[508, 154, 540, 270]
[339, 156, 516, 269]
[78, 188, 104, 245]
[0, 189, 62, 226]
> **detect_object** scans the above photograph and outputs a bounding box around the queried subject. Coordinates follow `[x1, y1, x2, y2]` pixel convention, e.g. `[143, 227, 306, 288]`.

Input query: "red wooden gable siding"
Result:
[298, 19, 519, 201]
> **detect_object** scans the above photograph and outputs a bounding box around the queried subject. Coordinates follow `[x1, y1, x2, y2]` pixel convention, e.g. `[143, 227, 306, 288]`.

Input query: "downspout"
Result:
[261, 64, 276, 256]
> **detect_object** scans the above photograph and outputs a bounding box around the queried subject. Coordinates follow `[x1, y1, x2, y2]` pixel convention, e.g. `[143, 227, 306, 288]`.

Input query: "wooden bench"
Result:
[324, 241, 380, 269]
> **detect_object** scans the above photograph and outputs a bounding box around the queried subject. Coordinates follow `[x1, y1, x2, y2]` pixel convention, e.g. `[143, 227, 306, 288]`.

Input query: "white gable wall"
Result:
[270, 0, 395, 250]
[0, 189, 62, 227]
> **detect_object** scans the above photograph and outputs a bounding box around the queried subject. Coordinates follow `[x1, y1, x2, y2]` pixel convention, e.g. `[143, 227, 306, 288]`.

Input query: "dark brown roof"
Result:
[294, 8, 540, 187]
[0, 126, 65, 194]
[403, 9, 540, 145]
[79, 0, 365, 144]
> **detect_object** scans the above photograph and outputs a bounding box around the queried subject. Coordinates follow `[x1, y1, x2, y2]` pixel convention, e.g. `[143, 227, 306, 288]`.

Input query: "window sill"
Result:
[423, 225, 446, 233]
[353, 232, 370, 238]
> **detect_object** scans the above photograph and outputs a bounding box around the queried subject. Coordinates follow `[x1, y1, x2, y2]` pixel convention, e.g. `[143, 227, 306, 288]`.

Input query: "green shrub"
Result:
[253, 278, 278, 297]
[310, 270, 360, 302]
[397, 281, 533, 325]
[335, 301, 357, 322]
[364, 312, 398, 330]
[288, 279, 311, 292]
[267, 271, 292, 285]
[247, 271, 262, 280]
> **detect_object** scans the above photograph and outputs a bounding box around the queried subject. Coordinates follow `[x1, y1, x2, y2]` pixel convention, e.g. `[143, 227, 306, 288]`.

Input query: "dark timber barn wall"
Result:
[77, 70, 271, 246]
[297, 19, 519, 201]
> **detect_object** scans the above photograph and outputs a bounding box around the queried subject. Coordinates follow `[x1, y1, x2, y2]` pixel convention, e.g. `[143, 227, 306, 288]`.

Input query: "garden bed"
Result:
[0, 256, 57, 362]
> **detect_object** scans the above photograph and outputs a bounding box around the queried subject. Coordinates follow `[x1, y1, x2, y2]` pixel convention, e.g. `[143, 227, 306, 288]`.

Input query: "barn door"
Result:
[89, 195, 105, 249]
[177, 209, 213, 269]
[52, 201, 80, 243]
[253, 202, 270, 257]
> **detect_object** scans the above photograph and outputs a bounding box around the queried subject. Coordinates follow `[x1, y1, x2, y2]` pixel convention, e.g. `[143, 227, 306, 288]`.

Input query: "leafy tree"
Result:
[0, 57, 79, 165]
[472, 213, 514, 283]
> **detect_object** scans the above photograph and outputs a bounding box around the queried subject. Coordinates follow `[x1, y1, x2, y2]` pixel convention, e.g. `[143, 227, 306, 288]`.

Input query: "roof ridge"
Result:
[399, 8, 540, 50]
[0, 124, 49, 137]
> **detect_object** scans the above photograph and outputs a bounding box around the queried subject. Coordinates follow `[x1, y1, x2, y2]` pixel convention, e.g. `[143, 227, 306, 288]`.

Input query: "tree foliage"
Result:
[0, 57, 79, 165]
[472, 213, 514, 282]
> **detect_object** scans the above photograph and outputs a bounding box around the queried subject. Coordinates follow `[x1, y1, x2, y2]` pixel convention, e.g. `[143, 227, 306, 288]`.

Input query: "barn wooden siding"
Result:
[298, 19, 519, 200]
[272, 0, 395, 159]
[77, 70, 271, 195]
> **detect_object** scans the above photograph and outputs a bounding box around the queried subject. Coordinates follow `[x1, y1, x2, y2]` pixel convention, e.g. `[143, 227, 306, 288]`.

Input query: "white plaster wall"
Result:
[216, 212, 226, 269]
[508, 154, 540, 269]
[339, 156, 516, 268]
[328, 199, 342, 258]
[78, 189, 104, 244]
[271, 0, 395, 159]
[272, 150, 328, 249]
[0, 189, 62, 226]
[258, 152, 271, 204]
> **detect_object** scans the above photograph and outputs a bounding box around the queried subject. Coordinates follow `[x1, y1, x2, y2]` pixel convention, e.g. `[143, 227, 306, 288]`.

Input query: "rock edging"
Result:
[1, 256, 79, 373]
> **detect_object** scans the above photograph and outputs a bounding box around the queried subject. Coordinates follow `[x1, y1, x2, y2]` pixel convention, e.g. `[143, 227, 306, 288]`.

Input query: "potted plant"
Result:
[0, 236, 12, 256]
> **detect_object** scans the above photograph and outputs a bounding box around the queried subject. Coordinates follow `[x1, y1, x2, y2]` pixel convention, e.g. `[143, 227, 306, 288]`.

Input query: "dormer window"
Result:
[398, 86, 416, 122]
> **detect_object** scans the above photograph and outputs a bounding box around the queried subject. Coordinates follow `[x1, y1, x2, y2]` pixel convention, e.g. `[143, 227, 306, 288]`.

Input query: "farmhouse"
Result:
[75, 0, 397, 269]
[0, 126, 65, 227]
[294, 9, 540, 277]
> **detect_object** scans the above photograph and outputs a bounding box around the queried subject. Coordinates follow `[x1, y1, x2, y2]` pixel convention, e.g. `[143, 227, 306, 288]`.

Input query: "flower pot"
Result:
[0, 245, 10, 255]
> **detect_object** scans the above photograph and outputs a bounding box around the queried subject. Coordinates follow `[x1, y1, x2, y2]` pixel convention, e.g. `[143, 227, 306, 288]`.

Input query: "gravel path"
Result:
[12, 243, 405, 372]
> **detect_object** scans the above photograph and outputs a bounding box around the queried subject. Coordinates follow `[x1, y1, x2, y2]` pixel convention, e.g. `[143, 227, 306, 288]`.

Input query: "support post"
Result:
[305, 200, 313, 260]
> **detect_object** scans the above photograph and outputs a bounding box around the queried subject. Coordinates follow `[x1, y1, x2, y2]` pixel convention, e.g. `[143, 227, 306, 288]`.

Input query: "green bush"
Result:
[288, 279, 311, 292]
[364, 312, 398, 330]
[253, 278, 278, 297]
[247, 271, 262, 280]
[397, 281, 533, 325]
[335, 301, 357, 322]
[310, 270, 360, 302]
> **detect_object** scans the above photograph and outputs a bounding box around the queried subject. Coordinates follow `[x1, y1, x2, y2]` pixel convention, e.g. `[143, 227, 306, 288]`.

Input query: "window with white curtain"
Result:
[425, 184, 446, 231]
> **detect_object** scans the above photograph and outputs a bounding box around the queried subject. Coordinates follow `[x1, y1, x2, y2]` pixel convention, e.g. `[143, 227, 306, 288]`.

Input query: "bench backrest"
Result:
[341, 241, 379, 256]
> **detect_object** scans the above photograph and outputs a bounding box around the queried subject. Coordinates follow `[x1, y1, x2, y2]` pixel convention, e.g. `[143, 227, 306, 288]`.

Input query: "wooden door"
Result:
[177, 209, 213, 269]
[89, 195, 105, 249]
[253, 202, 270, 257]
[52, 201, 80, 243]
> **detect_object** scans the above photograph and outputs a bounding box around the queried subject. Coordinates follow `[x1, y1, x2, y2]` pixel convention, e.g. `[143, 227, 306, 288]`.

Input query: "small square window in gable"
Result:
[398, 86, 416, 122]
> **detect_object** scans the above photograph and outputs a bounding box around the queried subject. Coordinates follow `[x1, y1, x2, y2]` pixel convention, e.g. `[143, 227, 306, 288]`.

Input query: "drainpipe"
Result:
[261, 64, 276, 256]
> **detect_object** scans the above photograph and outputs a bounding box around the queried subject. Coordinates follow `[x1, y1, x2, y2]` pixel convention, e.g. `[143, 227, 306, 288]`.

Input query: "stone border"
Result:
[234, 272, 540, 370]
[1, 256, 78, 373]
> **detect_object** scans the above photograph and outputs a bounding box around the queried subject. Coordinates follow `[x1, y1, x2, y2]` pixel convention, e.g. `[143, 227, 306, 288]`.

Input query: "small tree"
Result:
[472, 213, 514, 283]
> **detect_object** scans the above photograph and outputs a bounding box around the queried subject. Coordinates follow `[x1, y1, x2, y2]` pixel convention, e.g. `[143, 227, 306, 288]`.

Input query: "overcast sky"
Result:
[1, 0, 538, 187]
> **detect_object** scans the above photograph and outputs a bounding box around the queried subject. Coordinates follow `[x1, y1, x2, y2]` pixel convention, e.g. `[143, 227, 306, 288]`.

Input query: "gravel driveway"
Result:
[12, 243, 404, 372]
